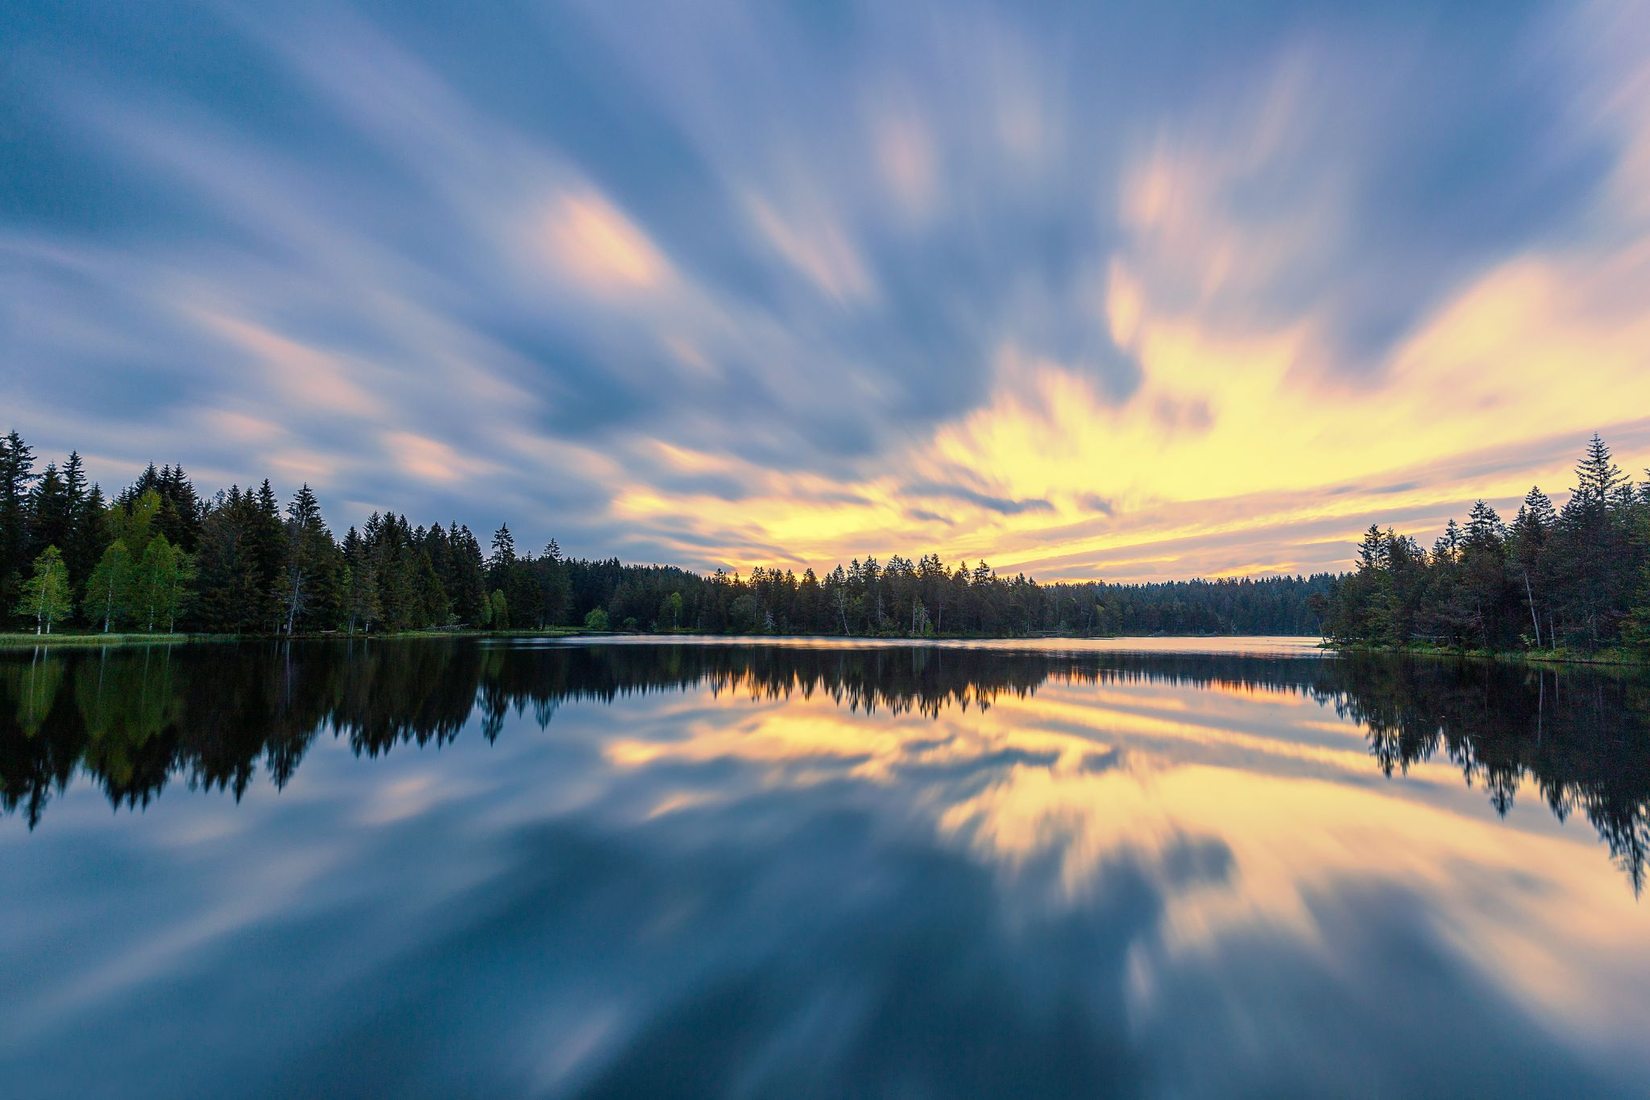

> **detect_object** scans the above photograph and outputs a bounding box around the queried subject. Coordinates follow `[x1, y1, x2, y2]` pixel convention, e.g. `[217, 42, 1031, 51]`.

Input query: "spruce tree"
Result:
[66, 482, 107, 620]
[281, 485, 341, 633]
[193, 487, 259, 632]
[1510, 487, 1556, 647]
[1575, 433, 1628, 507]
[250, 480, 287, 632]
[0, 431, 37, 622]
[28, 463, 70, 562]
[488, 524, 516, 590]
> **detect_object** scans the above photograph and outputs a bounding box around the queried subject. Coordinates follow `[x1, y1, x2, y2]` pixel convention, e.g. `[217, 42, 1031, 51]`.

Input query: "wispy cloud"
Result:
[4, 0, 1649, 579]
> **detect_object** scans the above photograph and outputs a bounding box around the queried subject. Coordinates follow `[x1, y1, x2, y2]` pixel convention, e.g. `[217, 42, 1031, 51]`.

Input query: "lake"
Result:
[2, 637, 1647, 1098]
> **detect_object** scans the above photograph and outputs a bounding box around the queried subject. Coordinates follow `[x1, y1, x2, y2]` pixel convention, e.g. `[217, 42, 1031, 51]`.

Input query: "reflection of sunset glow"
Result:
[591, 662, 1650, 1044]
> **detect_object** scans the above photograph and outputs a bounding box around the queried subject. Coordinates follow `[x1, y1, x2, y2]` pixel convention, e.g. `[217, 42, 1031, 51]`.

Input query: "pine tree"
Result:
[28, 463, 71, 562]
[1357, 525, 1389, 572]
[345, 560, 382, 634]
[280, 485, 341, 633]
[1510, 487, 1556, 647]
[250, 480, 287, 632]
[156, 465, 202, 551]
[193, 486, 262, 632]
[1555, 436, 1634, 645]
[0, 430, 36, 622]
[488, 524, 516, 589]
[1463, 500, 1505, 550]
[1574, 433, 1628, 508]
[66, 482, 107, 620]
[448, 524, 487, 625]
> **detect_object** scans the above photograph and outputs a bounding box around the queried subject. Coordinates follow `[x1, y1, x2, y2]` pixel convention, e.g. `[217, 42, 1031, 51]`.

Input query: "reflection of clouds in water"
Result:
[567, 667, 1650, 1090]
[5, 642, 1650, 1097]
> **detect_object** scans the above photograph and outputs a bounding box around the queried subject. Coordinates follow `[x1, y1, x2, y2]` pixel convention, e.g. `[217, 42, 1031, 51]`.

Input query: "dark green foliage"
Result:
[117, 463, 203, 552]
[0, 426, 1332, 636]
[280, 485, 343, 634]
[0, 432, 37, 614]
[192, 486, 270, 633]
[1327, 434, 1650, 654]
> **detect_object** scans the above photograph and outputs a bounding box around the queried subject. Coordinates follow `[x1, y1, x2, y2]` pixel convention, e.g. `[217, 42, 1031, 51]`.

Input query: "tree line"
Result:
[1, 428, 1331, 638]
[1324, 434, 1650, 655]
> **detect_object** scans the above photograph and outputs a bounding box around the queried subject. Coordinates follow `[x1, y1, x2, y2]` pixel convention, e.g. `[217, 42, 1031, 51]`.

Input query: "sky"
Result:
[5, 0, 1650, 582]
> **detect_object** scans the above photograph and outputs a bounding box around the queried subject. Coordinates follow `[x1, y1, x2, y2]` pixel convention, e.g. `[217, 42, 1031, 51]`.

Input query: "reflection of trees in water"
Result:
[1319, 654, 1650, 895]
[2, 642, 1647, 890]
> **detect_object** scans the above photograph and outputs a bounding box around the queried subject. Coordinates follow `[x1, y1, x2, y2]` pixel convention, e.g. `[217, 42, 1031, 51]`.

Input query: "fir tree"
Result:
[28, 463, 70, 562]
[0, 430, 37, 622]
[281, 485, 341, 633]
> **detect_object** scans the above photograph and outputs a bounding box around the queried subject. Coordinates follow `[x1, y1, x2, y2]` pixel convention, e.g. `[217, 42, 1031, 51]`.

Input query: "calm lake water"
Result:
[3, 637, 1648, 1098]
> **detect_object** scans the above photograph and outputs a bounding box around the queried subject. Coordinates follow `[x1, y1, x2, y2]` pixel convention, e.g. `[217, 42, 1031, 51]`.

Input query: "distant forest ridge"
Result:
[0, 428, 1330, 637]
[1324, 433, 1650, 656]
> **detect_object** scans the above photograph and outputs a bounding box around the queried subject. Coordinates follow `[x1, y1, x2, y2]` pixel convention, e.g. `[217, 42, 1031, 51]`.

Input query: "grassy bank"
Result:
[0, 627, 596, 649]
[1325, 640, 1650, 668]
[0, 632, 228, 649]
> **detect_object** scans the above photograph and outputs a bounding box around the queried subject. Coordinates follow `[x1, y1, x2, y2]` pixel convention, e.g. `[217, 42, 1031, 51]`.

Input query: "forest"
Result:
[0, 428, 1330, 639]
[1324, 434, 1650, 655]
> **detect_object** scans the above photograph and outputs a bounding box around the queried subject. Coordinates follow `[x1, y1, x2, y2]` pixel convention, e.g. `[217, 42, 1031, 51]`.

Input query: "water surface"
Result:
[2, 637, 1647, 1098]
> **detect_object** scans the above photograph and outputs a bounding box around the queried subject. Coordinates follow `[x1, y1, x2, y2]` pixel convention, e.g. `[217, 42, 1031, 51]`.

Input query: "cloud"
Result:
[4, 1, 1649, 579]
[542, 192, 671, 291]
[905, 481, 1055, 516]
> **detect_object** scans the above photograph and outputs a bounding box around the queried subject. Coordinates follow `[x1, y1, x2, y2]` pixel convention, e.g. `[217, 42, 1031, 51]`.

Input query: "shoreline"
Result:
[1323, 641, 1650, 669]
[4, 628, 1316, 650]
[8, 630, 1645, 669]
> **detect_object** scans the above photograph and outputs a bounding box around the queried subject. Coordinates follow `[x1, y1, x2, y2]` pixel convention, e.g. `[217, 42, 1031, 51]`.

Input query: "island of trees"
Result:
[1, 429, 1330, 640]
[1323, 434, 1650, 658]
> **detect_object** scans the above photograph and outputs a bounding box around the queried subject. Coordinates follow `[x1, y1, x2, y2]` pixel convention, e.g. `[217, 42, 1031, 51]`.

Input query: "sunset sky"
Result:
[6, 0, 1650, 581]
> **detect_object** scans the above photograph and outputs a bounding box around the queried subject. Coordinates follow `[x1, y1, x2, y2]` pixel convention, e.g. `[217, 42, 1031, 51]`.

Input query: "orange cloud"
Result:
[383, 430, 496, 484]
[543, 192, 670, 291]
[193, 310, 383, 418]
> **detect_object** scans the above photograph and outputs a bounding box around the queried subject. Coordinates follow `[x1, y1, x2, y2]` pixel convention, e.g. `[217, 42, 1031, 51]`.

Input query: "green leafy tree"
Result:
[84, 539, 135, 632]
[583, 606, 609, 631]
[490, 589, 509, 629]
[17, 545, 71, 634]
[133, 534, 189, 633]
[110, 488, 162, 553]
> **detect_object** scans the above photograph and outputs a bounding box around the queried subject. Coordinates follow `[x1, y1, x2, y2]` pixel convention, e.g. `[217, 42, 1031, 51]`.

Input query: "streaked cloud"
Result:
[4, 0, 1649, 579]
[542, 192, 671, 292]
